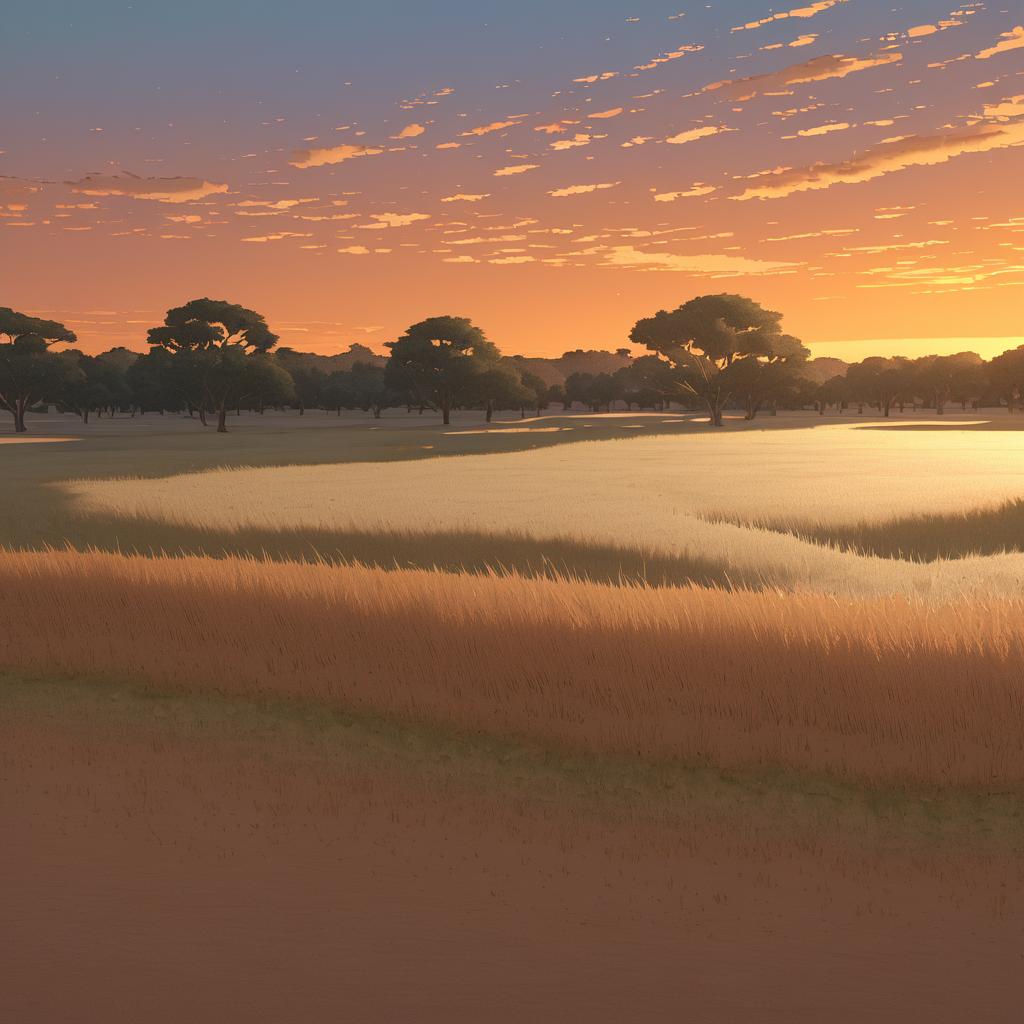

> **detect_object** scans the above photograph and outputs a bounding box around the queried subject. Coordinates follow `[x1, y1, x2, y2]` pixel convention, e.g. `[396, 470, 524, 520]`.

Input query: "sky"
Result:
[3, 0, 1023, 359]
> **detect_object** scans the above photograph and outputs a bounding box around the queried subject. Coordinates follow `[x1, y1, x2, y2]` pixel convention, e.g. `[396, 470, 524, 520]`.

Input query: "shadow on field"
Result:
[767, 498, 1024, 562]
[42, 512, 758, 589]
[710, 496, 1024, 562]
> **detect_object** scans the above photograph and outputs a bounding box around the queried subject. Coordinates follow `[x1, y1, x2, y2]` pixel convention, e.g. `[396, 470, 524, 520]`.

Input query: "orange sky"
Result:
[3, 1, 1023, 359]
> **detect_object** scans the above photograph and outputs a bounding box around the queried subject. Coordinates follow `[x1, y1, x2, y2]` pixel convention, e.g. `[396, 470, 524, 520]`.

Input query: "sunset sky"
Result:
[3, 0, 1023, 359]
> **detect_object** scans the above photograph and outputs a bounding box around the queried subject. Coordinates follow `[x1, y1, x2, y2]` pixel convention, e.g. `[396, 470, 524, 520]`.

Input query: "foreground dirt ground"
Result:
[4, 679, 1022, 1023]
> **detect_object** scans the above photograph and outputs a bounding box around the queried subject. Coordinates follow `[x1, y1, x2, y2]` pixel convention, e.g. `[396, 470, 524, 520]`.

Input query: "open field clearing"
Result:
[61, 417, 1024, 598]
[4, 547, 1024, 788]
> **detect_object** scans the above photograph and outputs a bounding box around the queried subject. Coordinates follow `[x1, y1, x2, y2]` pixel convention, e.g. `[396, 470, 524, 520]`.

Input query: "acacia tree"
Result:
[146, 298, 278, 432]
[384, 316, 499, 425]
[0, 307, 78, 432]
[630, 294, 783, 426]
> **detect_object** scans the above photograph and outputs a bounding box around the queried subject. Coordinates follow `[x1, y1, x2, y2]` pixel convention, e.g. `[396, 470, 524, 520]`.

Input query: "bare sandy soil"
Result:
[4, 681, 1022, 1024]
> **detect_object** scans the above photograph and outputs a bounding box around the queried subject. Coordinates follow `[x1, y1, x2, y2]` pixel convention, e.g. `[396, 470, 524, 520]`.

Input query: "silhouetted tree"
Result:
[276, 347, 327, 415]
[146, 298, 278, 432]
[988, 346, 1024, 413]
[845, 356, 912, 417]
[0, 307, 78, 432]
[127, 347, 183, 413]
[630, 294, 784, 426]
[385, 316, 499, 425]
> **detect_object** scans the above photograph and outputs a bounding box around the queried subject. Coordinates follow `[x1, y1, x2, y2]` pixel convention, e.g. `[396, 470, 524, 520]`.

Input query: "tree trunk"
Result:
[442, 398, 451, 425]
[217, 405, 228, 433]
[485, 400, 493, 423]
[13, 399, 28, 433]
[83, 408, 90, 424]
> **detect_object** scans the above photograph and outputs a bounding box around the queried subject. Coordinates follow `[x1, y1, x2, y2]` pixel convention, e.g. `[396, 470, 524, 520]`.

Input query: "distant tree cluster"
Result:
[2, 295, 1022, 433]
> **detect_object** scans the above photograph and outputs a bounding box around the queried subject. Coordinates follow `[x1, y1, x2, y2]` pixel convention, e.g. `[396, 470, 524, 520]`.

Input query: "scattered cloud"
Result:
[735, 110, 1024, 200]
[460, 117, 527, 137]
[391, 123, 426, 140]
[358, 212, 431, 228]
[977, 26, 1024, 61]
[733, 1, 848, 33]
[290, 143, 385, 169]
[665, 125, 728, 145]
[653, 184, 717, 202]
[440, 193, 490, 203]
[337, 245, 371, 255]
[794, 121, 853, 137]
[66, 173, 228, 203]
[551, 132, 606, 151]
[549, 182, 620, 197]
[241, 231, 313, 243]
[601, 245, 798, 275]
[706, 52, 902, 102]
[494, 164, 539, 176]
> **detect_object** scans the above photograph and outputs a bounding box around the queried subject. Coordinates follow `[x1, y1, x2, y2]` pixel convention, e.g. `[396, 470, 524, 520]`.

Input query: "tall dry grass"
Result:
[3, 548, 1024, 788]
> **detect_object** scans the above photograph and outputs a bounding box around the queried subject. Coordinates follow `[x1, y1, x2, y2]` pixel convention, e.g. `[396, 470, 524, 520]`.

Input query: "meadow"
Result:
[4, 407, 1024, 1020]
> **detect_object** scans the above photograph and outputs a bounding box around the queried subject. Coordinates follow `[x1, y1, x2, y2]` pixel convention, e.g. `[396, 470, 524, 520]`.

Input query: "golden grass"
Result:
[4, 547, 1024, 788]
[62, 424, 1024, 599]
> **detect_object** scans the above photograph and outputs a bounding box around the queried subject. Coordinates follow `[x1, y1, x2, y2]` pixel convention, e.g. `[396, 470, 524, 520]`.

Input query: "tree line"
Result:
[1, 295, 1022, 434]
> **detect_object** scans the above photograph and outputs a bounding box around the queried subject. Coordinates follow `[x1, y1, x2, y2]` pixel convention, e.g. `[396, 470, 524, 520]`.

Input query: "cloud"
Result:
[573, 72, 618, 84]
[589, 108, 623, 119]
[235, 198, 316, 210]
[440, 193, 490, 203]
[241, 231, 313, 243]
[338, 246, 371, 255]
[665, 125, 728, 145]
[490, 255, 535, 264]
[494, 164, 539, 176]
[0, 176, 41, 210]
[705, 52, 902, 102]
[392, 123, 426, 139]
[735, 113, 1024, 201]
[460, 117, 526, 137]
[66, 172, 228, 203]
[653, 184, 717, 202]
[602, 245, 797, 275]
[549, 182, 619, 197]
[977, 26, 1024, 61]
[535, 121, 579, 134]
[290, 143, 385, 169]
[358, 212, 431, 229]
[793, 121, 852, 137]
[550, 132, 606, 151]
[733, 1, 848, 32]
[634, 44, 703, 70]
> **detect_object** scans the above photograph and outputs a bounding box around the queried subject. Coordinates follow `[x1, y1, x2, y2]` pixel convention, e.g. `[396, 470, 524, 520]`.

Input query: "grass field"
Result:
[4, 407, 1024, 1021]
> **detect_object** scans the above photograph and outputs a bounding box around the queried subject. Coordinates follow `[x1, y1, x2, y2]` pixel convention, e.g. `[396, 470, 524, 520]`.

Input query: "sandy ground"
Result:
[4, 681, 1022, 1023]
